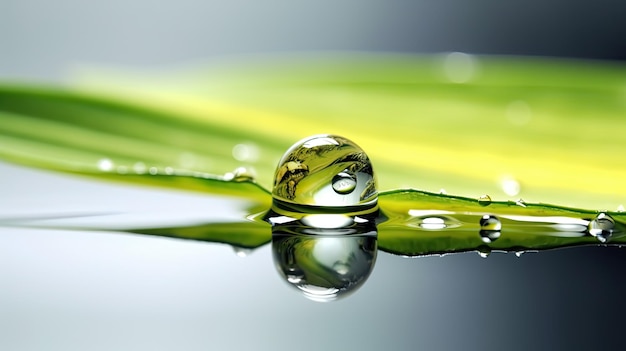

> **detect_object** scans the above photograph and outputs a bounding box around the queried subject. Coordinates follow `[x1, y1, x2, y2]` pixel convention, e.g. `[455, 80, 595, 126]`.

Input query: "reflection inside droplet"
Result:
[272, 134, 377, 210]
[332, 171, 357, 194]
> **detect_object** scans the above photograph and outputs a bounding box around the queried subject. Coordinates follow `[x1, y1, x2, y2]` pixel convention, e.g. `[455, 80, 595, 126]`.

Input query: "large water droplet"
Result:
[479, 214, 502, 243]
[332, 171, 357, 194]
[478, 194, 492, 206]
[588, 213, 615, 243]
[272, 135, 377, 210]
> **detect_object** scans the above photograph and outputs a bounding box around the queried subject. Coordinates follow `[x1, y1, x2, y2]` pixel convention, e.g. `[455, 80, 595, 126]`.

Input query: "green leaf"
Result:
[1, 54, 625, 256]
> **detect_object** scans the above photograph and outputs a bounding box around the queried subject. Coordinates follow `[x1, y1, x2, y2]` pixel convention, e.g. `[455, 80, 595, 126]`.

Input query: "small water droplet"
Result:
[164, 167, 174, 175]
[332, 171, 357, 194]
[232, 246, 253, 258]
[477, 245, 491, 258]
[148, 167, 158, 175]
[479, 214, 501, 243]
[227, 166, 256, 182]
[515, 250, 525, 257]
[480, 214, 502, 231]
[272, 135, 377, 209]
[439, 188, 447, 195]
[588, 212, 615, 243]
[97, 158, 114, 172]
[515, 198, 527, 207]
[478, 194, 492, 206]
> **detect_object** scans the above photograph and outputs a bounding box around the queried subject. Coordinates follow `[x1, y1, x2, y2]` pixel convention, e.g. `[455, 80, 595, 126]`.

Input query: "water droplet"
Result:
[332, 171, 357, 194]
[439, 188, 447, 195]
[515, 198, 527, 207]
[148, 167, 158, 175]
[232, 246, 253, 258]
[515, 250, 525, 257]
[480, 214, 502, 231]
[443, 52, 477, 83]
[227, 166, 256, 182]
[164, 167, 174, 175]
[588, 213, 615, 243]
[97, 158, 114, 172]
[479, 214, 501, 243]
[272, 135, 377, 209]
[477, 245, 491, 258]
[478, 194, 492, 206]
[617, 204, 625, 212]
[501, 176, 521, 196]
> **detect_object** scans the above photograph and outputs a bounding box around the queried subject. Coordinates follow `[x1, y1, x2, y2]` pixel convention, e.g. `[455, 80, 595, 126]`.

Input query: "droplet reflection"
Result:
[272, 219, 377, 302]
[588, 212, 616, 243]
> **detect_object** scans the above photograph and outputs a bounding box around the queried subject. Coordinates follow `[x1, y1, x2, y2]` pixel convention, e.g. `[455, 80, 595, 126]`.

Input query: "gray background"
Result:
[1, 1, 626, 350]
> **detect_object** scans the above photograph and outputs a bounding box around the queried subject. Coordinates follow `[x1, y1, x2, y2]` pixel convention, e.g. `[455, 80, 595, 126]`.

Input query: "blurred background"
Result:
[1, 1, 626, 350]
[1, 0, 625, 81]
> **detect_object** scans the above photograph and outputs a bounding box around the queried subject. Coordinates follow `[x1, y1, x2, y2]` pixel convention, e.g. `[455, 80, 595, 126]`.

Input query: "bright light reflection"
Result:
[419, 217, 446, 230]
[97, 158, 114, 172]
[501, 215, 589, 226]
[301, 214, 353, 229]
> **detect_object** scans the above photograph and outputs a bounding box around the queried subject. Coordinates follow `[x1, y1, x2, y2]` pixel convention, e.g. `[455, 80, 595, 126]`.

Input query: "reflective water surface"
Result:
[2, 162, 626, 350]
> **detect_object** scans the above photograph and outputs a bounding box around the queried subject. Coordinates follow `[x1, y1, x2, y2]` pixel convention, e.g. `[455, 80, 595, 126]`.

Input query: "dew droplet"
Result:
[232, 246, 253, 258]
[477, 245, 491, 258]
[479, 214, 501, 243]
[439, 188, 447, 195]
[515, 250, 525, 257]
[515, 198, 527, 207]
[272, 135, 377, 209]
[480, 214, 502, 231]
[588, 212, 615, 243]
[332, 171, 357, 194]
[478, 194, 492, 206]
[230, 166, 256, 182]
[97, 158, 114, 172]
